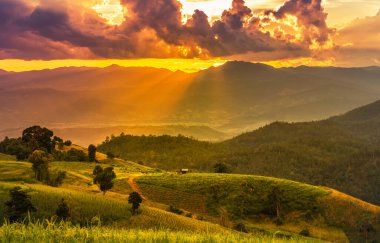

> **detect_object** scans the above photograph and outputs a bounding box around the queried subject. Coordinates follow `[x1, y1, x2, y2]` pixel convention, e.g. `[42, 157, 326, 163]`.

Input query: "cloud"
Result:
[330, 9, 380, 66]
[0, 0, 336, 60]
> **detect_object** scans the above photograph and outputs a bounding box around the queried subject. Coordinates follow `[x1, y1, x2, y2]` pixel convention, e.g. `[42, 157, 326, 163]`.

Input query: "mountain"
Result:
[98, 100, 380, 206]
[1, 62, 380, 143]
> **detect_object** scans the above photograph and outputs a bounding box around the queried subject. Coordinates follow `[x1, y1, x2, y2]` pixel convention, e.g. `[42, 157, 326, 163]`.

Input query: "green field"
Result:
[0, 221, 322, 243]
[0, 155, 379, 242]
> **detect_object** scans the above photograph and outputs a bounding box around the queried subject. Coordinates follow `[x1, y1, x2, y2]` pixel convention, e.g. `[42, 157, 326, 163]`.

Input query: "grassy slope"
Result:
[136, 173, 380, 242]
[1, 158, 379, 242]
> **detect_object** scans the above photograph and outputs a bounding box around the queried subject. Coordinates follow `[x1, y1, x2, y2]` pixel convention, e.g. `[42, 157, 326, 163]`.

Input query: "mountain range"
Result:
[1, 61, 380, 145]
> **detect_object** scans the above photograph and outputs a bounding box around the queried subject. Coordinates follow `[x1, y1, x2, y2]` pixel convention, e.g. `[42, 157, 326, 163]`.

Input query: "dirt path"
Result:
[128, 176, 148, 200]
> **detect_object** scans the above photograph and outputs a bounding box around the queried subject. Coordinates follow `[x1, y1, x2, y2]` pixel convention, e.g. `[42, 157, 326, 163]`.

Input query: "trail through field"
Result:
[128, 176, 148, 200]
[66, 171, 92, 182]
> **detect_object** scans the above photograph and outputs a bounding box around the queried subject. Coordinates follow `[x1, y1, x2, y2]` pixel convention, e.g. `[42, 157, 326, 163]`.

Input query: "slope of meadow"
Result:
[136, 173, 380, 242]
[0, 152, 379, 242]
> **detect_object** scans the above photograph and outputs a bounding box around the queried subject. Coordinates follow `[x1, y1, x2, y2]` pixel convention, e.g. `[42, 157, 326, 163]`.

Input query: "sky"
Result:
[0, 0, 379, 72]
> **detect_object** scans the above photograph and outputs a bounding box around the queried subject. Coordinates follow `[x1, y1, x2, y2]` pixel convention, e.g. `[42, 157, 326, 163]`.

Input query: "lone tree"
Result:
[214, 162, 229, 173]
[5, 187, 36, 222]
[56, 198, 70, 221]
[93, 166, 116, 194]
[88, 144, 97, 162]
[128, 192, 143, 215]
[22, 126, 54, 152]
[29, 150, 50, 182]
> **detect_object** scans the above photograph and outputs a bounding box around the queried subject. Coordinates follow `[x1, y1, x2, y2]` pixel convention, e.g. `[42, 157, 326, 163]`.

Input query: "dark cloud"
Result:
[0, 0, 335, 60]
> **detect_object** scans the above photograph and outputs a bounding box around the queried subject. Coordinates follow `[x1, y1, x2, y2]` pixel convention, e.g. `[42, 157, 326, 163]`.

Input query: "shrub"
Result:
[5, 187, 36, 222]
[213, 163, 229, 173]
[56, 198, 70, 221]
[168, 206, 183, 215]
[299, 229, 310, 236]
[63, 140, 72, 146]
[234, 223, 248, 233]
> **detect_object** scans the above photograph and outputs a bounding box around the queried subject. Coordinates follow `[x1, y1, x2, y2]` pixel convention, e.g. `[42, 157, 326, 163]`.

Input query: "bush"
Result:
[185, 212, 193, 218]
[299, 229, 310, 236]
[213, 163, 229, 173]
[49, 170, 66, 187]
[274, 217, 285, 226]
[56, 198, 70, 221]
[168, 206, 183, 215]
[234, 223, 248, 233]
[5, 187, 36, 222]
[106, 152, 115, 159]
[64, 140, 72, 146]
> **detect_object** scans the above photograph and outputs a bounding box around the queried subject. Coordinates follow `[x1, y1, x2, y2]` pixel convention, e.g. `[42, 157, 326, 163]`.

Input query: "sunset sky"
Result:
[0, 0, 379, 72]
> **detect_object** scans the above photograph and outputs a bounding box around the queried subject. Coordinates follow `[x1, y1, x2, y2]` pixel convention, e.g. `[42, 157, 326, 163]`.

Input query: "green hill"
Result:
[98, 100, 380, 205]
[136, 173, 380, 242]
[0, 159, 323, 242]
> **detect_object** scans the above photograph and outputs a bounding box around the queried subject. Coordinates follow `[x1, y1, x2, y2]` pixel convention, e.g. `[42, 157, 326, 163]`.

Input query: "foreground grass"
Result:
[0, 222, 322, 243]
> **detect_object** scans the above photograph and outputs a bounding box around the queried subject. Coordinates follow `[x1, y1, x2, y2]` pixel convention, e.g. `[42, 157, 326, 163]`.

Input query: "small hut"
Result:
[180, 169, 189, 174]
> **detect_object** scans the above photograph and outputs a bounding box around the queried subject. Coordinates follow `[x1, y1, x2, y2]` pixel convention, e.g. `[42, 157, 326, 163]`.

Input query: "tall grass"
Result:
[0, 221, 322, 243]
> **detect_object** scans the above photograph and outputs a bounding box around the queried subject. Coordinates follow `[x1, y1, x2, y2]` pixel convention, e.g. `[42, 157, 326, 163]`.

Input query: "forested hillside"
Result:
[99, 100, 380, 205]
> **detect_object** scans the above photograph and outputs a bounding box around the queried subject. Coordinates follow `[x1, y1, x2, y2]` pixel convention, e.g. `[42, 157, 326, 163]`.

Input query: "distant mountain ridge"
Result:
[1, 61, 380, 143]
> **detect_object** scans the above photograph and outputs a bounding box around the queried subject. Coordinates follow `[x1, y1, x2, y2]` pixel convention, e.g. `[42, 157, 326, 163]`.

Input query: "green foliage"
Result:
[93, 166, 116, 194]
[63, 140, 72, 146]
[98, 120, 380, 205]
[214, 162, 229, 173]
[5, 187, 36, 222]
[0, 221, 319, 243]
[22, 126, 54, 153]
[168, 205, 183, 215]
[106, 152, 115, 159]
[137, 173, 329, 221]
[300, 229, 310, 237]
[49, 170, 66, 187]
[29, 150, 50, 182]
[56, 198, 70, 221]
[0, 137, 31, 160]
[88, 144, 97, 162]
[128, 192, 143, 215]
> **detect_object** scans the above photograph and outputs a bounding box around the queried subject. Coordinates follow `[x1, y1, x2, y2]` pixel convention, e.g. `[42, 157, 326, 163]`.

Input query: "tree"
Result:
[49, 170, 66, 187]
[266, 186, 284, 224]
[93, 165, 103, 184]
[64, 140, 72, 146]
[29, 150, 50, 182]
[106, 152, 115, 159]
[93, 166, 116, 194]
[128, 192, 143, 215]
[5, 187, 36, 222]
[22, 126, 54, 152]
[56, 198, 70, 221]
[214, 162, 229, 173]
[88, 144, 97, 162]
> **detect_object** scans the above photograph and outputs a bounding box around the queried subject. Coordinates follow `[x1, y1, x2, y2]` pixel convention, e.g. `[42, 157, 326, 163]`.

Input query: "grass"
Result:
[136, 173, 330, 216]
[0, 221, 323, 243]
[0, 159, 379, 242]
[0, 153, 15, 161]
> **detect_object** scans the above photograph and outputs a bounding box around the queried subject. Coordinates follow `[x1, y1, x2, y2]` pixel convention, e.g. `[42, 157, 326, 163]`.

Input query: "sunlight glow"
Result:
[0, 59, 227, 73]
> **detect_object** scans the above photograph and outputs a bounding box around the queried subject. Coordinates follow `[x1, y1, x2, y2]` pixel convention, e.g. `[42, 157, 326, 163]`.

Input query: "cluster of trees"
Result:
[29, 150, 66, 187]
[4, 187, 70, 222]
[0, 125, 98, 163]
[4, 185, 143, 223]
